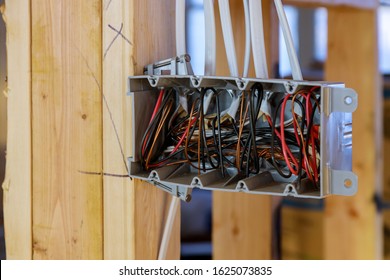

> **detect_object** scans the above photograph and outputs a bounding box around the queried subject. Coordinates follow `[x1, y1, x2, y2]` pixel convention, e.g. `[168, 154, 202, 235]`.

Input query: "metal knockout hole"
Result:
[149, 78, 157, 86]
[344, 179, 353, 188]
[192, 78, 199, 86]
[344, 96, 353, 105]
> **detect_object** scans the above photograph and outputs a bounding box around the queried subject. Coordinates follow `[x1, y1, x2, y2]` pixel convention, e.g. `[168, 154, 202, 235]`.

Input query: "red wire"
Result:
[292, 112, 301, 145]
[273, 93, 317, 181]
[142, 89, 165, 155]
[309, 86, 320, 182]
[305, 94, 319, 182]
[266, 114, 298, 175]
[309, 86, 320, 93]
[292, 110, 314, 181]
[171, 117, 197, 154]
[280, 95, 299, 175]
[145, 87, 321, 183]
[147, 116, 198, 169]
[298, 92, 315, 180]
[149, 89, 165, 125]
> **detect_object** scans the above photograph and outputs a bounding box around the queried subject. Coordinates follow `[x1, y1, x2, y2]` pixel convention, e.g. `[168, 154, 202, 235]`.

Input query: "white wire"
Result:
[158, 196, 180, 260]
[204, 0, 216, 76]
[218, 0, 239, 77]
[176, 0, 187, 56]
[242, 0, 251, 77]
[249, 0, 269, 78]
[274, 0, 303, 80]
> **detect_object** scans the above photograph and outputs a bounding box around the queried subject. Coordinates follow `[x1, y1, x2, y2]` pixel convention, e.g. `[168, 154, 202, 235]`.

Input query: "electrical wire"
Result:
[204, 0, 216, 75]
[243, 0, 251, 77]
[218, 0, 239, 77]
[142, 85, 321, 187]
[249, 0, 269, 78]
[273, 0, 303, 80]
[176, 0, 187, 56]
[158, 196, 180, 260]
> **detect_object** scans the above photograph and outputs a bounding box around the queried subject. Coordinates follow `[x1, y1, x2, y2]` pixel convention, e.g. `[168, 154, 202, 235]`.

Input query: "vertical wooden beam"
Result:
[31, 0, 103, 259]
[102, 0, 180, 260]
[132, 0, 180, 260]
[0, 4, 5, 249]
[324, 7, 381, 259]
[262, 0, 279, 78]
[2, 0, 32, 259]
[213, 0, 276, 260]
[102, 0, 134, 260]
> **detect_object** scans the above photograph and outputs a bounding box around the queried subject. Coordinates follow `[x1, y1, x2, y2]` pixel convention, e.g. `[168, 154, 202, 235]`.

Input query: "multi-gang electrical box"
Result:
[127, 56, 358, 201]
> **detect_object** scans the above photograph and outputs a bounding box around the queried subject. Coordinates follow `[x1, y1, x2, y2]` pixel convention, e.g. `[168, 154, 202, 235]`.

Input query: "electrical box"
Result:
[127, 56, 358, 201]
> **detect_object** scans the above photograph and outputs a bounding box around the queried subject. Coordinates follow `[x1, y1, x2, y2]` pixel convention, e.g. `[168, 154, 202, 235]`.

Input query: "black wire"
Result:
[215, 92, 225, 177]
[202, 116, 219, 169]
[248, 91, 259, 175]
[211, 117, 221, 169]
[199, 89, 206, 171]
[141, 86, 322, 185]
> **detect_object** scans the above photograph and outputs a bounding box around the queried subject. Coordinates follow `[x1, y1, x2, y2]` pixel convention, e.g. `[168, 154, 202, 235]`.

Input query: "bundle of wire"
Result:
[140, 84, 321, 186]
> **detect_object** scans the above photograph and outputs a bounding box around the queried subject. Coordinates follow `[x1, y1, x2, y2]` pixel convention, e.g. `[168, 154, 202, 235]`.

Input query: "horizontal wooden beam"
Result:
[284, 0, 379, 9]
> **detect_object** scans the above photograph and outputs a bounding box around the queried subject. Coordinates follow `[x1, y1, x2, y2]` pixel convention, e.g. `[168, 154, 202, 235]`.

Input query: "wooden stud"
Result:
[102, 0, 180, 260]
[324, 7, 381, 259]
[212, 0, 275, 260]
[3, 0, 180, 260]
[31, 0, 103, 259]
[132, 0, 180, 260]
[102, 0, 134, 260]
[2, 0, 32, 260]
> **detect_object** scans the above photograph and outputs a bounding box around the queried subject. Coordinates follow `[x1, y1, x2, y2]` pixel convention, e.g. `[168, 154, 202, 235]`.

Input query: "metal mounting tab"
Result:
[323, 87, 358, 116]
[144, 54, 194, 76]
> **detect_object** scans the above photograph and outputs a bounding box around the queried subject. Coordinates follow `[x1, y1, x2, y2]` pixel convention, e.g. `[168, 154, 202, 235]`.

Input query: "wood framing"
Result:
[1, 0, 32, 259]
[324, 7, 381, 259]
[31, 0, 103, 259]
[102, 1, 135, 259]
[3, 0, 179, 260]
[102, 0, 179, 260]
[132, 0, 180, 260]
[212, 0, 276, 260]
[102, 0, 134, 260]
[284, 0, 379, 9]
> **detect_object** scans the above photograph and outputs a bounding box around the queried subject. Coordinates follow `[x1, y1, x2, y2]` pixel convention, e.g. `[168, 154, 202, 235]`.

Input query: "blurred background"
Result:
[0, 0, 389, 260]
[180, 0, 390, 260]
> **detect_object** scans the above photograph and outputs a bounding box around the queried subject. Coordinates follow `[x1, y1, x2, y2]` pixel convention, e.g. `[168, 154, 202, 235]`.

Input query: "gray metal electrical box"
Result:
[127, 56, 358, 201]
